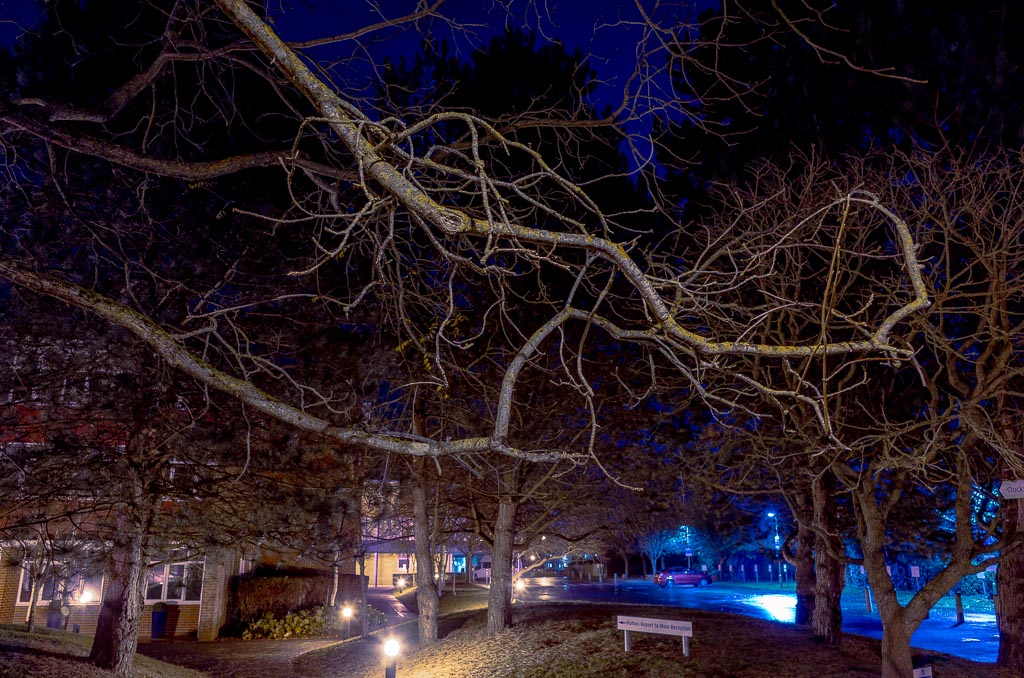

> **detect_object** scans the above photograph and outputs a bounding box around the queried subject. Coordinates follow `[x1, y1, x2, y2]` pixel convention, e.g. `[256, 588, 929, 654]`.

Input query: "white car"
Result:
[473, 559, 492, 581]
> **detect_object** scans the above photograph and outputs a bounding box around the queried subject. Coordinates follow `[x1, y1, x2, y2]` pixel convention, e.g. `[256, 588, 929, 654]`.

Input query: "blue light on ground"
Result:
[747, 594, 796, 622]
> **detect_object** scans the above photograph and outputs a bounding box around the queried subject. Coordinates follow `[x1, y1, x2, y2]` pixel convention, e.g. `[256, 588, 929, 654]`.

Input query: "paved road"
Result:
[513, 575, 1000, 664]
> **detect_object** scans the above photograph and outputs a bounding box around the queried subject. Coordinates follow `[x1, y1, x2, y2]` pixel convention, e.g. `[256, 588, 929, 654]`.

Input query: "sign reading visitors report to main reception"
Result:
[617, 615, 693, 656]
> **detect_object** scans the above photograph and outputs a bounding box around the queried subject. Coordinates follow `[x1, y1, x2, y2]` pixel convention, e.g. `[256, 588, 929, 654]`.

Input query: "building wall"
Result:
[0, 553, 218, 640]
[0, 563, 20, 624]
[138, 602, 201, 639]
[63, 601, 103, 636]
[196, 548, 235, 642]
[367, 553, 415, 587]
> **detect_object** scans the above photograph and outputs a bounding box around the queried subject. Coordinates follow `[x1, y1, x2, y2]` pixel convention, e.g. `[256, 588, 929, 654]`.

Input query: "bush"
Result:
[366, 604, 388, 631]
[953, 574, 992, 597]
[329, 603, 389, 633]
[242, 606, 329, 640]
[232, 567, 331, 621]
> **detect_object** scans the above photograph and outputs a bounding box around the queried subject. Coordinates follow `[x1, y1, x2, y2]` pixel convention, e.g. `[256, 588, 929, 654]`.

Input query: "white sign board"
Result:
[701, 565, 707, 572]
[911, 566, 921, 578]
[912, 665, 932, 678]
[617, 616, 693, 637]
[1000, 479, 1024, 499]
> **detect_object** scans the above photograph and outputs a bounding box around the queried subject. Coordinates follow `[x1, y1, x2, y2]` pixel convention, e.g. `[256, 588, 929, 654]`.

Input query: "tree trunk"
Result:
[24, 564, 44, 633]
[621, 552, 630, 579]
[877, 619, 915, 678]
[793, 488, 816, 626]
[412, 465, 438, 646]
[998, 497, 1024, 671]
[856, 480, 919, 678]
[812, 471, 843, 644]
[328, 563, 339, 608]
[487, 492, 517, 635]
[88, 517, 146, 676]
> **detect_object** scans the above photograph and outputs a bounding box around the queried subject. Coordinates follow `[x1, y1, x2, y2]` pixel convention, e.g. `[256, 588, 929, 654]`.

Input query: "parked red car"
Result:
[655, 566, 712, 587]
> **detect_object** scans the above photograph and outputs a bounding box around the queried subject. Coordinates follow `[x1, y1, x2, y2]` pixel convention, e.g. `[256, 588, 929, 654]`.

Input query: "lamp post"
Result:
[768, 512, 782, 588]
[383, 637, 400, 678]
[341, 605, 353, 639]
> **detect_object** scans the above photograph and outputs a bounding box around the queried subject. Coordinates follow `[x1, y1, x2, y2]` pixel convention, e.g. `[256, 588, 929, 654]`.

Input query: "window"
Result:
[18, 569, 103, 605]
[146, 562, 203, 603]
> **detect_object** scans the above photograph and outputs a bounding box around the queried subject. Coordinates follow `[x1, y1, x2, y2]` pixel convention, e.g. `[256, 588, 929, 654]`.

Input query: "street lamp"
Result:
[383, 637, 400, 678]
[768, 512, 782, 587]
[341, 605, 353, 639]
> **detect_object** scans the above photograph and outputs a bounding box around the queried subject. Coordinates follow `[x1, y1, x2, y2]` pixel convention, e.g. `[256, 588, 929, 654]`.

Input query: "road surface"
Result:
[512, 574, 999, 664]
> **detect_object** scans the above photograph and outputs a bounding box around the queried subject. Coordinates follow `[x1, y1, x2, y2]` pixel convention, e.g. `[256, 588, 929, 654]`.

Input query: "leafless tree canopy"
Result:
[0, 1, 930, 469]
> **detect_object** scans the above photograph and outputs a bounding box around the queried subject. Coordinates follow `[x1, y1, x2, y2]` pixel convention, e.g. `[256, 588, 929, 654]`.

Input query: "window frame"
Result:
[16, 567, 103, 606]
[145, 561, 204, 604]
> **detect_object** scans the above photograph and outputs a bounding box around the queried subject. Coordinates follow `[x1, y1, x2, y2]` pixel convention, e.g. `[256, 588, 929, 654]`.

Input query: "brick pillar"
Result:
[196, 549, 234, 641]
[0, 560, 22, 624]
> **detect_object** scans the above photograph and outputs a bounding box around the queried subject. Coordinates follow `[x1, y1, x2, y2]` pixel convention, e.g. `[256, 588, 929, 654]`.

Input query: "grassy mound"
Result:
[0, 626, 205, 678]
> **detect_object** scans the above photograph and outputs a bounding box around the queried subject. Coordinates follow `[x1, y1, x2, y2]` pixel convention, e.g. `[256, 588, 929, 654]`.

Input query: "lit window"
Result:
[146, 562, 204, 602]
[18, 569, 103, 605]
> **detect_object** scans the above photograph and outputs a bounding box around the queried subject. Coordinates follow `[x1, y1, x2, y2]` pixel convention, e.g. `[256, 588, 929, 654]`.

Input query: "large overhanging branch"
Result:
[214, 0, 930, 360]
[0, 259, 572, 463]
[0, 102, 355, 182]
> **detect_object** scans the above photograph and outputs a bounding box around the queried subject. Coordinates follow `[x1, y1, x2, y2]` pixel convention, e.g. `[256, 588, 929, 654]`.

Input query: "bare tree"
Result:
[0, 0, 933, 662]
[691, 148, 1024, 677]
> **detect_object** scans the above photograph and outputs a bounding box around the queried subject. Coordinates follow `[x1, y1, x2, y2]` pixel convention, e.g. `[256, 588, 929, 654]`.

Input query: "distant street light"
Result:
[341, 605, 353, 639]
[768, 512, 782, 589]
[383, 637, 400, 678]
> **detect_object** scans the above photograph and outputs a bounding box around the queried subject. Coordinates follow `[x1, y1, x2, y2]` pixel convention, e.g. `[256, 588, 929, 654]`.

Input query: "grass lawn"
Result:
[0, 625, 205, 678]
[294, 586, 1011, 678]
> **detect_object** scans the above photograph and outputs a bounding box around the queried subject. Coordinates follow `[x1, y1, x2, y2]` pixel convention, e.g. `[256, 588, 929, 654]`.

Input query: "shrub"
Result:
[242, 606, 329, 640]
[365, 605, 388, 631]
[953, 574, 991, 597]
[232, 567, 331, 620]
[330, 603, 389, 633]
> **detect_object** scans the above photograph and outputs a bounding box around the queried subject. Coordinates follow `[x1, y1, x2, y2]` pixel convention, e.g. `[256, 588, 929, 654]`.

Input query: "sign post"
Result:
[617, 616, 693, 657]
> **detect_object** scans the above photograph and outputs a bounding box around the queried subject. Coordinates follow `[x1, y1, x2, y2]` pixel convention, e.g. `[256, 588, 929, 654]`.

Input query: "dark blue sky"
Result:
[0, 1, 707, 109]
[0, 0, 709, 170]
[0, 0, 42, 47]
[267, 0, 669, 111]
